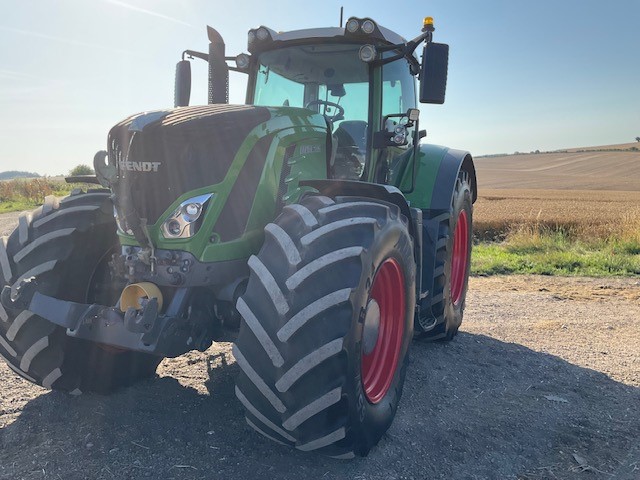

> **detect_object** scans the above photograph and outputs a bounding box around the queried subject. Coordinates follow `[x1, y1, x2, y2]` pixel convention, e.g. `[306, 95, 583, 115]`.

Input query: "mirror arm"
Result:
[182, 49, 209, 62]
[373, 50, 421, 75]
[374, 52, 402, 64]
[373, 31, 429, 74]
[183, 51, 248, 74]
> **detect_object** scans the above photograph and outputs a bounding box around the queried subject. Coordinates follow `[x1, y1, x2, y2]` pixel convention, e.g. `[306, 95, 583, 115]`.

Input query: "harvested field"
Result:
[474, 188, 640, 241]
[475, 150, 640, 191]
[473, 147, 640, 241]
[565, 142, 640, 152]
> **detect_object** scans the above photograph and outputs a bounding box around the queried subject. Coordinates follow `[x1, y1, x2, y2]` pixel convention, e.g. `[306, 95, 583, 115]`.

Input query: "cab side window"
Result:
[381, 59, 417, 150]
[381, 58, 417, 185]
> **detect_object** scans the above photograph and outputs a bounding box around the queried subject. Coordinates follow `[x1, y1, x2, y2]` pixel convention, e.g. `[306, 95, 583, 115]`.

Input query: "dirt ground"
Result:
[1, 215, 639, 480]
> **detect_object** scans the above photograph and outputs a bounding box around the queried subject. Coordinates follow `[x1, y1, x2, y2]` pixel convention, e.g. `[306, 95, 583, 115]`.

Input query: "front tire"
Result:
[234, 195, 415, 457]
[0, 192, 162, 394]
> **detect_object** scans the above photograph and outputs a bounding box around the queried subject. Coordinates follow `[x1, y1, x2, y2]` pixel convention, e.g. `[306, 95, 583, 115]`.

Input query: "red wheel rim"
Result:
[361, 258, 406, 404]
[450, 210, 469, 305]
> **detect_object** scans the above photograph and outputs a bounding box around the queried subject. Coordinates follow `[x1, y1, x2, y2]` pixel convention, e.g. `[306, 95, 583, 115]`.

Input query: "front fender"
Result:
[299, 179, 414, 229]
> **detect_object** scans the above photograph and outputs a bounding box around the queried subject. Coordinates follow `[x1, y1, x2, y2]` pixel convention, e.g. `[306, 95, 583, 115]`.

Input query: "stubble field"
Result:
[474, 149, 640, 239]
[473, 188, 640, 241]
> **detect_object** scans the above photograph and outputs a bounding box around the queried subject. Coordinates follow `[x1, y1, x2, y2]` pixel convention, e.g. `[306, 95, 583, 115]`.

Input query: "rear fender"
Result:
[406, 145, 477, 326]
[404, 145, 477, 211]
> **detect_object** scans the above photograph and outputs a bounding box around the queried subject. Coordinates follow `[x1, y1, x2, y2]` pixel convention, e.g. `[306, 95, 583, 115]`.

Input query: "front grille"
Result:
[107, 105, 270, 225]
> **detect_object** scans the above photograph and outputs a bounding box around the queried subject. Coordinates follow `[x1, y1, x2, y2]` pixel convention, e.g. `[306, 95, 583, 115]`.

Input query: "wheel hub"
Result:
[362, 299, 380, 355]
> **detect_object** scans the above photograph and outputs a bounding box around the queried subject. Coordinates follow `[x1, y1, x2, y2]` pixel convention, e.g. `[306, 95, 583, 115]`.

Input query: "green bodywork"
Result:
[117, 118, 454, 265]
[117, 38, 461, 266]
[118, 107, 328, 263]
[396, 144, 449, 210]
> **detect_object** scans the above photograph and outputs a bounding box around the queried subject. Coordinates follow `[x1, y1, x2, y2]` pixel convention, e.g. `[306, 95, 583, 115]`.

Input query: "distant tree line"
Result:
[0, 171, 40, 180]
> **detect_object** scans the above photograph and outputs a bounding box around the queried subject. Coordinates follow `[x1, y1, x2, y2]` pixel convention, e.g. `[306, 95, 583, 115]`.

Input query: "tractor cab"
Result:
[175, 16, 449, 191]
[249, 40, 418, 184]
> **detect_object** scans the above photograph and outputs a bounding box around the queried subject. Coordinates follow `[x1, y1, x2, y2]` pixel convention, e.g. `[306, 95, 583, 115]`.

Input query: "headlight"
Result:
[247, 30, 256, 45]
[361, 19, 376, 34]
[162, 193, 213, 239]
[358, 44, 377, 63]
[235, 53, 250, 69]
[346, 18, 360, 33]
[256, 27, 270, 41]
[184, 203, 200, 219]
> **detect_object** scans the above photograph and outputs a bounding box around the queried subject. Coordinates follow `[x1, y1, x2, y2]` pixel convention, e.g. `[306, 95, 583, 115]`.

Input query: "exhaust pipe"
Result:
[207, 25, 229, 104]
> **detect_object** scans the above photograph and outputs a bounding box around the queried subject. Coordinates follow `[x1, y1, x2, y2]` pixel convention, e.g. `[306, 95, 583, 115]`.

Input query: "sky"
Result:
[0, 0, 638, 175]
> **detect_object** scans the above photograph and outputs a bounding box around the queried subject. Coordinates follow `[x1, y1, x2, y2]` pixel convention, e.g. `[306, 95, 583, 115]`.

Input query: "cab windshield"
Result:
[253, 44, 370, 179]
[253, 43, 369, 123]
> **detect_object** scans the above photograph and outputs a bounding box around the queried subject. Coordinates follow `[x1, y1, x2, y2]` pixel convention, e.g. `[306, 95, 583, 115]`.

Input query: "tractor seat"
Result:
[334, 120, 367, 153]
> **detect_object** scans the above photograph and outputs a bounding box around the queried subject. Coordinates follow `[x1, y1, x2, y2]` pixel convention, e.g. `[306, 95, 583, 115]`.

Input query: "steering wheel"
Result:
[305, 100, 345, 122]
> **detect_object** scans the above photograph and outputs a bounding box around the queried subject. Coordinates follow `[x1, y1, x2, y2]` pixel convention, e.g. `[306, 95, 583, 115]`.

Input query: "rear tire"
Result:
[417, 170, 473, 341]
[0, 192, 162, 394]
[234, 195, 415, 457]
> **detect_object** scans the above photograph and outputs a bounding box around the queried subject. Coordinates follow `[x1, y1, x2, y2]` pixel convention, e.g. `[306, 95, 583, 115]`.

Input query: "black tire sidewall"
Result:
[443, 178, 473, 335]
[346, 219, 415, 454]
[1, 193, 162, 392]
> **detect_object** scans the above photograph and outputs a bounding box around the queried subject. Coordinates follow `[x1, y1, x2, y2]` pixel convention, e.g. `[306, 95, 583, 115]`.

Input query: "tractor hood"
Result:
[108, 104, 271, 227]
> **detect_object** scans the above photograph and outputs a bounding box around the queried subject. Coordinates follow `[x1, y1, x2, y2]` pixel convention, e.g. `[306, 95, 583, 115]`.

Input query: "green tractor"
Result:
[0, 16, 476, 457]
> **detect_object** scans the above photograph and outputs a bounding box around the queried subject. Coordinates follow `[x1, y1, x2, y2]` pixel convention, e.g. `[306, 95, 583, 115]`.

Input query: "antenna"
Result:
[339, 6, 344, 27]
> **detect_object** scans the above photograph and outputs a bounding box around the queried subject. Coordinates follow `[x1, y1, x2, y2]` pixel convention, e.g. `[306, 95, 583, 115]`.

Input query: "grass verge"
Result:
[0, 178, 91, 213]
[473, 228, 640, 277]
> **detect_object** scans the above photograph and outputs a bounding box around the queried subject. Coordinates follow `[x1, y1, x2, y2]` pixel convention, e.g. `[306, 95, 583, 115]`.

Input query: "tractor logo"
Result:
[118, 160, 162, 172]
[300, 144, 322, 155]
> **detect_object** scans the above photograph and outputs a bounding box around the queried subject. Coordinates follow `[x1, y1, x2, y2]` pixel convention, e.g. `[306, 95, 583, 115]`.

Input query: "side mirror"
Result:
[419, 42, 449, 104]
[174, 60, 191, 107]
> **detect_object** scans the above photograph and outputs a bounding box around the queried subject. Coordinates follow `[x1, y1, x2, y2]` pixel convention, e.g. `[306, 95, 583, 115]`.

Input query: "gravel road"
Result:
[0, 212, 20, 236]
[1, 217, 638, 480]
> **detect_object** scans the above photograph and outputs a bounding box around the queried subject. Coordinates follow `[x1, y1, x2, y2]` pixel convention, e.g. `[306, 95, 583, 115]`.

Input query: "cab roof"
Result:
[247, 18, 407, 54]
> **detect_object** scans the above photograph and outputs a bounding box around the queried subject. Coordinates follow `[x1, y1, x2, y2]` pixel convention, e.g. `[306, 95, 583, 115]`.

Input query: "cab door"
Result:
[368, 56, 418, 188]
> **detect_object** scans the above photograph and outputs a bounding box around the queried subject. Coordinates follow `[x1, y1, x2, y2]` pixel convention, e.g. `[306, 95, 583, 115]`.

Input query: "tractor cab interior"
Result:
[252, 42, 418, 182]
[252, 43, 371, 180]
